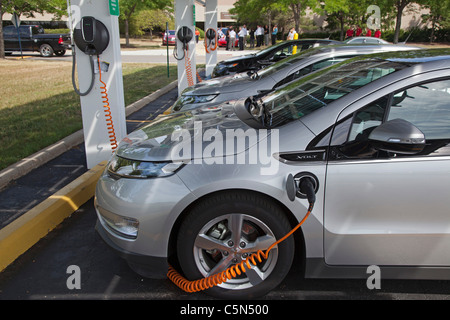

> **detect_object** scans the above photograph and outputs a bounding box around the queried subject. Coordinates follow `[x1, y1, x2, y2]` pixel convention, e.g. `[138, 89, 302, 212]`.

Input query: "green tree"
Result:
[230, 0, 317, 40]
[133, 9, 174, 40]
[421, 0, 450, 43]
[315, 0, 352, 41]
[119, 0, 171, 47]
[379, 0, 425, 43]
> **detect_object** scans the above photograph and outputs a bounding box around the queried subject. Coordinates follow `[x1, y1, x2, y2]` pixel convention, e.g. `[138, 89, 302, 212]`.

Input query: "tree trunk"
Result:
[430, 18, 436, 43]
[393, 0, 408, 44]
[339, 12, 345, 41]
[0, 0, 5, 59]
[125, 18, 130, 47]
[290, 3, 300, 32]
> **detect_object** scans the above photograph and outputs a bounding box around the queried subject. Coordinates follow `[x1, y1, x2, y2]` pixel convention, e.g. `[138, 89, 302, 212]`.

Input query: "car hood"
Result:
[116, 104, 263, 162]
[181, 75, 255, 95]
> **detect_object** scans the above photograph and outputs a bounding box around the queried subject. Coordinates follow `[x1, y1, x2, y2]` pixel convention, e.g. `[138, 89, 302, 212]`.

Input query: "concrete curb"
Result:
[0, 79, 178, 272]
[0, 79, 178, 192]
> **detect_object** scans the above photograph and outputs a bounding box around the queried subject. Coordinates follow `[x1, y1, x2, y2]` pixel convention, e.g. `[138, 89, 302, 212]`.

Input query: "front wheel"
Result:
[176, 192, 295, 299]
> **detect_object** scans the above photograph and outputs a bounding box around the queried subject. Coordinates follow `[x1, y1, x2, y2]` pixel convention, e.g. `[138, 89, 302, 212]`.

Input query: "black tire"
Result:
[176, 191, 295, 299]
[39, 44, 54, 57]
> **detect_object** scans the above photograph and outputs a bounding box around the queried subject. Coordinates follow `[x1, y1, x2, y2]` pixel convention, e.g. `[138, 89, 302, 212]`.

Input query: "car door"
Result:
[3, 26, 17, 51]
[18, 26, 33, 51]
[324, 77, 450, 267]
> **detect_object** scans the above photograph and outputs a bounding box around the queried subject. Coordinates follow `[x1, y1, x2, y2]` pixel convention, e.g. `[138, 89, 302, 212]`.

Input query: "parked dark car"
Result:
[3, 25, 70, 57]
[211, 39, 341, 78]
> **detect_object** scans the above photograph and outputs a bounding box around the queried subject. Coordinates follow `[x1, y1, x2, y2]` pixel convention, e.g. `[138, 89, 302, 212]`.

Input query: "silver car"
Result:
[344, 36, 389, 44]
[171, 44, 420, 113]
[95, 49, 450, 299]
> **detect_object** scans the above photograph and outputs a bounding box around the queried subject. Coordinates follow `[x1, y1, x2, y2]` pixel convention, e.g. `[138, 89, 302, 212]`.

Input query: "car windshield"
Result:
[260, 58, 408, 127]
[254, 41, 296, 57]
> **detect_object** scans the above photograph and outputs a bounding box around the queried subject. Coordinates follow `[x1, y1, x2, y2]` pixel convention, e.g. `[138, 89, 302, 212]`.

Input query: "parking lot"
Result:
[0, 195, 449, 301]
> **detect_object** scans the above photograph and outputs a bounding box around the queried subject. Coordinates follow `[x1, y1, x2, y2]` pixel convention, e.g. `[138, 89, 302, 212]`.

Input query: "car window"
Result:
[3, 27, 14, 36]
[273, 56, 353, 89]
[329, 78, 450, 158]
[269, 46, 292, 62]
[263, 59, 404, 127]
[387, 79, 450, 140]
[19, 27, 30, 38]
[32, 26, 44, 35]
[347, 96, 388, 142]
[349, 38, 364, 44]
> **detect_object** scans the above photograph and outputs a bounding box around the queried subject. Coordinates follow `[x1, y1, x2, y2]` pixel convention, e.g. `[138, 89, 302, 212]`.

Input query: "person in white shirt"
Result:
[287, 28, 297, 53]
[256, 25, 264, 47]
[229, 27, 236, 51]
[287, 27, 297, 40]
[238, 26, 245, 50]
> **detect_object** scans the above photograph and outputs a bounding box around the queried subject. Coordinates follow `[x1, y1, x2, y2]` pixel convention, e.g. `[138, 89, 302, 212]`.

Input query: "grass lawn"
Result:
[0, 59, 178, 171]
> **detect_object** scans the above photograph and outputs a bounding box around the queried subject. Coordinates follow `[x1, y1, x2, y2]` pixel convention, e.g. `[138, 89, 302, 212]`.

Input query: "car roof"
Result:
[259, 43, 423, 71]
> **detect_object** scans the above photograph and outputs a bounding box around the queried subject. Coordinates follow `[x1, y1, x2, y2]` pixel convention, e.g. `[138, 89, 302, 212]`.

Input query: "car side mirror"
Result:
[368, 118, 426, 155]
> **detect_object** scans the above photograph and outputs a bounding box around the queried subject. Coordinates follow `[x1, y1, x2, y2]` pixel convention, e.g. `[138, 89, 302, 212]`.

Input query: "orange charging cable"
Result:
[168, 202, 314, 293]
[204, 28, 218, 54]
[184, 49, 195, 87]
[97, 57, 118, 152]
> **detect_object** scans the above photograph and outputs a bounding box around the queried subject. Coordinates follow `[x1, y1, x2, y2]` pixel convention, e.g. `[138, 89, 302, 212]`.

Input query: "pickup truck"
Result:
[3, 25, 71, 57]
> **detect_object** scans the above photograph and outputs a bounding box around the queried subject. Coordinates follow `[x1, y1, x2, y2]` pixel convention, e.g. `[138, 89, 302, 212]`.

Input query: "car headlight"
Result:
[172, 94, 219, 112]
[107, 155, 184, 179]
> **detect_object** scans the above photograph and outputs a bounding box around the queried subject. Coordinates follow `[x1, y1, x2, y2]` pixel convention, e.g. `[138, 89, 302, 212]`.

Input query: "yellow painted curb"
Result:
[0, 161, 107, 272]
[163, 106, 172, 115]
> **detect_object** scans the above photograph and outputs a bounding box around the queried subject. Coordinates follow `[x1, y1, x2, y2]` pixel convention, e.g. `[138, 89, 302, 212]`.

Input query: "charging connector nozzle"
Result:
[299, 177, 316, 204]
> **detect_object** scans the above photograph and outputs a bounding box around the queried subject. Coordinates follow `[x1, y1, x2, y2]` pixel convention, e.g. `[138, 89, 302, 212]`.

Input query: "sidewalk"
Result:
[0, 80, 179, 272]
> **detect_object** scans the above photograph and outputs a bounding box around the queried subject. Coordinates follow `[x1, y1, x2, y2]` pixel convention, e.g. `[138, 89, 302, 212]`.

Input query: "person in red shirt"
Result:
[365, 29, 372, 37]
[355, 26, 362, 36]
[374, 29, 381, 38]
[346, 28, 354, 39]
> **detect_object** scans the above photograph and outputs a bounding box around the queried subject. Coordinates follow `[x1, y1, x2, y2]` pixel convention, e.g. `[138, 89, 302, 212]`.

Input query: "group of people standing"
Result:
[223, 24, 279, 51]
[253, 25, 279, 47]
[222, 25, 248, 51]
[346, 26, 382, 38]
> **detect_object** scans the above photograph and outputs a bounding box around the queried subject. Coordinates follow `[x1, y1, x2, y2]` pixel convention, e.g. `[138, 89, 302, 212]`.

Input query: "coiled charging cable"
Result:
[168, 178, 316, 293]
[97, 56, 118, 152]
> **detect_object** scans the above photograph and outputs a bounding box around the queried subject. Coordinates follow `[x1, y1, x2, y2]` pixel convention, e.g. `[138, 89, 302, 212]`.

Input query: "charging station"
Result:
[174, 0, 218, 93]
[204, 0, 218, 77]
[68, 0, 126, 169]
[69, 0, 218, 167]
[174, 0, 197, 95]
